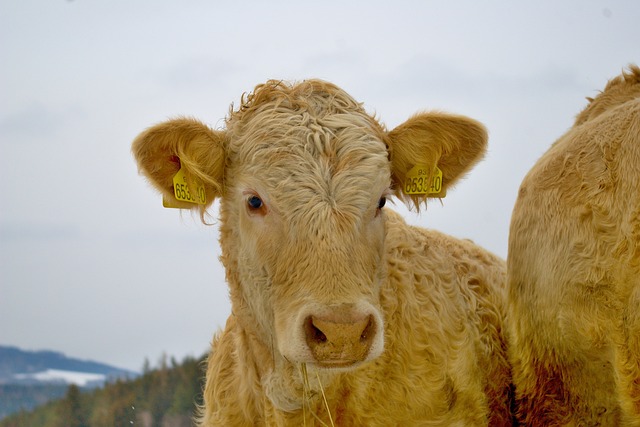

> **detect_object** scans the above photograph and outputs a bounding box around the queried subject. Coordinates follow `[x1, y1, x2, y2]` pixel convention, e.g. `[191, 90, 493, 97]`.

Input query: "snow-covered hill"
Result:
[0, 345, 137, 387]
[12, 368, 107, 387]
[0, 345, 140, 420]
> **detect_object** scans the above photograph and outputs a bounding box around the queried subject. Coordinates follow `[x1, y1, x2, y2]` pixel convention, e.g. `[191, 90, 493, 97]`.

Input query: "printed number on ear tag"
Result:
[170, 167, 207, 205]
[403, 165, 445, 197]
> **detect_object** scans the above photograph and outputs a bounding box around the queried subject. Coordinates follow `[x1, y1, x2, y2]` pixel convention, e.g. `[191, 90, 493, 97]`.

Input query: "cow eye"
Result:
[247, 195, 263, 210]
[377, 197, 387, 210]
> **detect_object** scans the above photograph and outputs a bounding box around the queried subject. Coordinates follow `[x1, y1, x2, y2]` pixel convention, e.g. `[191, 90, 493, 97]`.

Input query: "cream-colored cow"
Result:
[133, 80, 513, 425]
[508, 65, 640, 425]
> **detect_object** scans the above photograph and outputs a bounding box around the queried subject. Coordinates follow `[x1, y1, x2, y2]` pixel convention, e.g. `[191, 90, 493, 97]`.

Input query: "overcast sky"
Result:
[1, 0, 638, 372]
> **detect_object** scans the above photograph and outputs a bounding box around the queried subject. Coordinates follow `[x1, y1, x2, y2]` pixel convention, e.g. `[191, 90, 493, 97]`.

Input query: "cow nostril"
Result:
[304, 316, 327, 343]
[360, 316, 374, 342]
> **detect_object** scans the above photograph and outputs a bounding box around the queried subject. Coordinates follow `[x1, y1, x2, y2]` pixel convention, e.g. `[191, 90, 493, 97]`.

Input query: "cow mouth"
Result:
[307, 359, 365, 371]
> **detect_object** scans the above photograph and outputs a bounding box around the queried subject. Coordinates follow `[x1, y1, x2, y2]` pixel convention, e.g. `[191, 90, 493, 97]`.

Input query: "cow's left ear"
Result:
[132, 117, 226, 210]
[386, 112, 488, 209]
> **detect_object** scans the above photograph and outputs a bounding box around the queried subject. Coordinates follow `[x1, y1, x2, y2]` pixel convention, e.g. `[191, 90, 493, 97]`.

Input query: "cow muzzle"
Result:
[299, 304, 383, 368]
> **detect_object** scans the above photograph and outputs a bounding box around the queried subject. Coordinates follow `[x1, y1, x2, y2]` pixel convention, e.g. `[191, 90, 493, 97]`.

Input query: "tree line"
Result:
[0, 353, 206, 427]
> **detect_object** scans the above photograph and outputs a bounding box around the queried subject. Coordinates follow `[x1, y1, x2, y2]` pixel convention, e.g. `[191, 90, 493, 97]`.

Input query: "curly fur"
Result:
[507, 65, 640, 426]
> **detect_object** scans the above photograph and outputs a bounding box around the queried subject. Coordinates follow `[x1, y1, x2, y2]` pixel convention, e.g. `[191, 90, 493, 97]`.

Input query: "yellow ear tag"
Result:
[164, 167, 207, 208]
[403, 165, 446, 197]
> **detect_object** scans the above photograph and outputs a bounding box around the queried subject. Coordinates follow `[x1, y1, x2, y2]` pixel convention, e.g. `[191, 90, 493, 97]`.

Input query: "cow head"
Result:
[132, 79, 486, 408]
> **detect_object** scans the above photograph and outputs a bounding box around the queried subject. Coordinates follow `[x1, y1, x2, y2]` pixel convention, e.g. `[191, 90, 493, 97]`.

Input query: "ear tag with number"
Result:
[403, 165, 446, 197]
[163, 167, 207, 208]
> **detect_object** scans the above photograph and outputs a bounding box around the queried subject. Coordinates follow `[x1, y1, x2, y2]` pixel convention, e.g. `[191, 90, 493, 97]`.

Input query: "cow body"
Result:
[133, 80, 513, 425]
[507, 65, 640, 425]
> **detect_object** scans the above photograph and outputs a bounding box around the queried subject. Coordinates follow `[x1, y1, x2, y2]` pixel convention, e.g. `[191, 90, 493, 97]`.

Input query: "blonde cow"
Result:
[508, 65, 640, 425]
[133, 80, 513, 425]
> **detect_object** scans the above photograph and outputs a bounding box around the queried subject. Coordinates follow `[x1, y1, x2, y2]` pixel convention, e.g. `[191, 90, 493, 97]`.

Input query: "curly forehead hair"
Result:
[227, 79, 379, 127]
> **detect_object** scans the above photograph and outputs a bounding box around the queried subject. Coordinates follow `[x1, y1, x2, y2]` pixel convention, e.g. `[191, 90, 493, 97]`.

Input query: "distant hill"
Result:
[0, 352, 206, 427]
[0, 345, 137, 387]
[0, 345, 138, 420]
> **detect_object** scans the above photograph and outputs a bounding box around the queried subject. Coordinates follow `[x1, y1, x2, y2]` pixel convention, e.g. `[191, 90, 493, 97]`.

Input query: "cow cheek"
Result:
[234, 218, 286, 341]
[363, 220, 387, 294]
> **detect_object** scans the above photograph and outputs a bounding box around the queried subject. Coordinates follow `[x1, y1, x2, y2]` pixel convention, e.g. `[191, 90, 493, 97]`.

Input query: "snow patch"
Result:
[13, 369, 106, 387]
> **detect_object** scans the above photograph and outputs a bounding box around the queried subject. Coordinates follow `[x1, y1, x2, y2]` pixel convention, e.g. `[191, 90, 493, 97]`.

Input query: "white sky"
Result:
[1, 0, 638, 371]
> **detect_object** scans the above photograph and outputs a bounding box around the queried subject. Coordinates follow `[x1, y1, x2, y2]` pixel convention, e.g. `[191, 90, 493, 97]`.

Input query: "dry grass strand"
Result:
[300, 363, 335, 427]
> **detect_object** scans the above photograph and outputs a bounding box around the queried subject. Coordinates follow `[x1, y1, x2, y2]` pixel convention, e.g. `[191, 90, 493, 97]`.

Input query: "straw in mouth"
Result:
[300, 362, 336, 427]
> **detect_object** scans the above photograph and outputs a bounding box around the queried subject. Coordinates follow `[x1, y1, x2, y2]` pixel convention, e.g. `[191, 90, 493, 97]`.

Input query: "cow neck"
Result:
[230, 306, 275, 381]
[222, 239, 275, 379]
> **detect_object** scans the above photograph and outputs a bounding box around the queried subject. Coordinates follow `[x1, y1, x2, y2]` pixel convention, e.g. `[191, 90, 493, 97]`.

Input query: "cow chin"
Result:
[276, 301, 385, 371]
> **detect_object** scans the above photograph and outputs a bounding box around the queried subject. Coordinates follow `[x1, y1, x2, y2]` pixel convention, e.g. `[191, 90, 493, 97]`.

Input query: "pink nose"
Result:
[303, 312, 376, 367]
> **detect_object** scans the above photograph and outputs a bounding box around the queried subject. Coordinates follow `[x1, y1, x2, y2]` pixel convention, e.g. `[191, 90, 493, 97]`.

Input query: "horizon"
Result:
[0, 343, 200, 374]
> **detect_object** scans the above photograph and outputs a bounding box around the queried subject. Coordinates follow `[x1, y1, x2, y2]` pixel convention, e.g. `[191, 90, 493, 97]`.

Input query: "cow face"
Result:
[132, 79, 487, 373]
[222, 86, 391, 369]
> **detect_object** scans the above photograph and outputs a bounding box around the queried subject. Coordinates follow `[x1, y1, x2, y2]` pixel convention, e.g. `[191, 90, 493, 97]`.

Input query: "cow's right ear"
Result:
[132, 117, 225, 209]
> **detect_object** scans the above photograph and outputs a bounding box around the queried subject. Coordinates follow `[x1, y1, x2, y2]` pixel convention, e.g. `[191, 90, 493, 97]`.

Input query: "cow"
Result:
[132, 79, 513, 425]
[507, 65, 640, 425]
